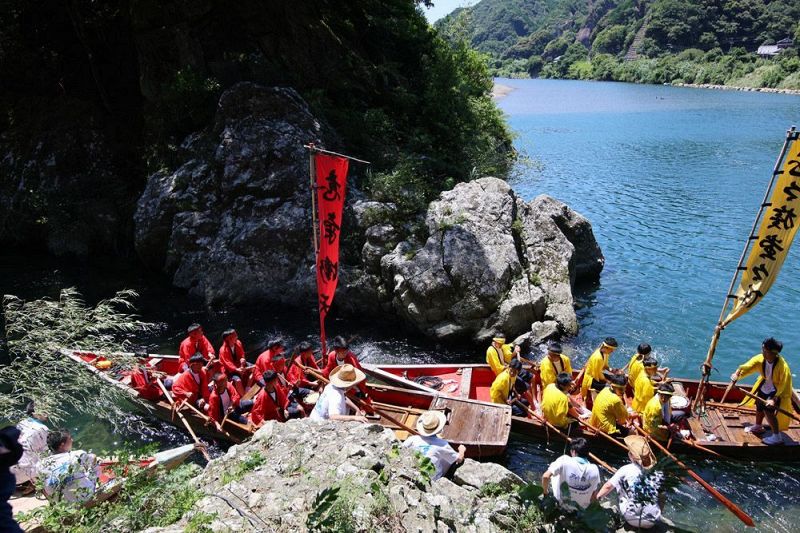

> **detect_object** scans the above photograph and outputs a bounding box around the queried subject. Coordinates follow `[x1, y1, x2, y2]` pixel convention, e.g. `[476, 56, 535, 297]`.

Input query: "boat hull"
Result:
[363, 363, 800, 461]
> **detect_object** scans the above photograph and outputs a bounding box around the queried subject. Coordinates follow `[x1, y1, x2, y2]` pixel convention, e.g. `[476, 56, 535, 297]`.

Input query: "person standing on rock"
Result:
[178, 323, 217, 373]
[402, 410, 466, 481]
[597, 435, 665, 529]
[310, 364, 368, 423]
[486, 334, 520, 376]
[322, 336, 369, 397]
[579, 337, 618, 403]
[541, 437, 601, 510]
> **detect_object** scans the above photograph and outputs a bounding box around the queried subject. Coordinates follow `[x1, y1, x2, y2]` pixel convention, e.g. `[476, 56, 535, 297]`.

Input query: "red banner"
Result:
[314, 152, 349, 350]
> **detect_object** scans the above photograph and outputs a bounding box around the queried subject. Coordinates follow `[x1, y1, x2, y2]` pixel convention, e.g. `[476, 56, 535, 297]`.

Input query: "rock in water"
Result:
[144, 418, 529, 533]
[134, 84, 603, 344]
[134, 82, 337, 306]
[381, 177, 604, 343]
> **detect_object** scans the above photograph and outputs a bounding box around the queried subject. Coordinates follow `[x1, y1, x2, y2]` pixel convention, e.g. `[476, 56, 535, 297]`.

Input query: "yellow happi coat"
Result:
[642, 395, 669, 441]
[632, 372, 655, 413]
[539, 354, 573, 390]
[541, 383, 570, 428]
[627, 353, 644, 386]
[486, 344, 514, 376]
[581, 348, 609, 398]
[589, 387, 628, 434]
[736, 353, 793, 431]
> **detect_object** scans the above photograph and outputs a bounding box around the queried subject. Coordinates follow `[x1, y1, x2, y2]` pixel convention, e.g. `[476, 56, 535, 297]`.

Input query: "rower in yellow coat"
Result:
[626, 343, 651, 387]
[486, 334, 520, 376]
[541, 373, 584, 429]
[490, 359, 522, 405]
[539, 341, 573, 390]
[588, 374, 629, 435]
[642, 383, 677, 442]
[730, 337, 793, 445]
[580, 337, 618, 401]
[631, 357, 659, 413]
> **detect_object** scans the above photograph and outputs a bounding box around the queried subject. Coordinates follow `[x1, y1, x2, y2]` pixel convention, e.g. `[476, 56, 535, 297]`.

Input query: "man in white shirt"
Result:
[402, 410, 466, 480]
[541, 437, 601, 509]
[38, 429, 100, 504]
[310, 364, 368, 422]
[597, 435, 664, 529]
[10, 402, 49, 489]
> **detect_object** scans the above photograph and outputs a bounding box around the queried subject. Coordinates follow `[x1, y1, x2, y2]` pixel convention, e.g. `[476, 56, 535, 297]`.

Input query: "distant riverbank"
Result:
[671, 82, 800, 96]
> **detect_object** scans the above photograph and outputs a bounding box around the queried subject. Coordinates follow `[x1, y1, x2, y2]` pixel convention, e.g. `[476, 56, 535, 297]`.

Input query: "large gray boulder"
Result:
[380, 177, 603, 343]
[134, 82, 342, 307]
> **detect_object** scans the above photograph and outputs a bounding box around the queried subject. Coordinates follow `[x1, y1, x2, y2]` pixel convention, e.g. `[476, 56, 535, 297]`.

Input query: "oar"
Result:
[155, 378, 211, 461]
[706, 401, 755, 413]
[720, 379, 737, 404]
[220, 383, 263, 430]
[634, 426, 755, 527]
[738, 388, 800, 424]
[179, 398, 238, 441]
[512, 400, 616, 474]
[574, 417, 630, 453]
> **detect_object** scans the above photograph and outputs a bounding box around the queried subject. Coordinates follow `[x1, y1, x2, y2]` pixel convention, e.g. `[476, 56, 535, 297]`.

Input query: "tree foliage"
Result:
[0, 288, 158, 423]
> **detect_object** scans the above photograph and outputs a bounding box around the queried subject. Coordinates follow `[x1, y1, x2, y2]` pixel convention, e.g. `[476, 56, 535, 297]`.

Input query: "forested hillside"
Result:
[0, 0, 511, 256]
[438, 0, 800, 88]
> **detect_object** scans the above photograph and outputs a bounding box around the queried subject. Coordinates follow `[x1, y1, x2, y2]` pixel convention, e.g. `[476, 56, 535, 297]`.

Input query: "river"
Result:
[3, 78, 800, 531]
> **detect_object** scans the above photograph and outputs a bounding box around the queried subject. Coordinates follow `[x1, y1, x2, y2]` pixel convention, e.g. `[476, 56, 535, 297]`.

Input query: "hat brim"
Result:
[623, 435, 657, 469]
[329, 365, 366, 389]
[416, 410, 447, 437]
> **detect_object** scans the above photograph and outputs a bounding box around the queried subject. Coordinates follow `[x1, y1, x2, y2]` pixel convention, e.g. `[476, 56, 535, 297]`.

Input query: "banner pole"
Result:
[694, 127, 796, 407]
[308, 146, 326, 356]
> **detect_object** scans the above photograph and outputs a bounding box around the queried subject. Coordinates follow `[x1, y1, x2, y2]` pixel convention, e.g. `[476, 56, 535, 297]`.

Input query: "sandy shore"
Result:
[672, 82, 800, 96]
[492, 83, 514, 99]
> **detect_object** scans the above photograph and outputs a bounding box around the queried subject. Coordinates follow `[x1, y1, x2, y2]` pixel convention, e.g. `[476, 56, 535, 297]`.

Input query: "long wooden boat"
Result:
[362, 362, 800, 461]
[61, 349, 511, 458]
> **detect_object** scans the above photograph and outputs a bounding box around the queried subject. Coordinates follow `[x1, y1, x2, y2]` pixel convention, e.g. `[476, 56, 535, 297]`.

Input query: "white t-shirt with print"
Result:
[546, 454, 601, 509]
[402, 435, 459, 480]
[310, 384, 349, 421]
[609, 463, 663, 528]
[39, 450, 100, 503]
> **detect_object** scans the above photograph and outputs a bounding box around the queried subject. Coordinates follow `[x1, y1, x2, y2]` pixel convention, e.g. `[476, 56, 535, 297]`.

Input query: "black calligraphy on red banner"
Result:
[315, 154, 349, 330]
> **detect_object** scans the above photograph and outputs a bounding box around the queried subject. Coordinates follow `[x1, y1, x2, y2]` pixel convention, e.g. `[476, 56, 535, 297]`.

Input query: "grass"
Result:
[220, 451, 266, 485]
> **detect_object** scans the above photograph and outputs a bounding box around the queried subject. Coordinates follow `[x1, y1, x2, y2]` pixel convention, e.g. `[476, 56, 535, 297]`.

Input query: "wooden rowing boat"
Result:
[61, 349, 511, 458]
[12, 443, 196, 531]
[362, 362, 800, 461]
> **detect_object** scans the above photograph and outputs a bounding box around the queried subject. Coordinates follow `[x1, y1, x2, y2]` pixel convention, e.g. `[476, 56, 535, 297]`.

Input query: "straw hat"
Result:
[624, 435, 656, 470]
[329, 364, 366, 389]
[416, 410, 447, 437]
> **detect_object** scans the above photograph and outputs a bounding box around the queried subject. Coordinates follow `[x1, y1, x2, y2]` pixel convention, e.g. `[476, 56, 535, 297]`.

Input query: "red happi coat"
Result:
[250, 387, 289, 425]
[130, 367, 161, 401]
[255, 347, 285, 378]
[179, 335, 217, 371]
[208, 383, 241, 423]
[171, 368, 211, 404]
[219, 339, 246, 376]
[286, 353, 319, 389]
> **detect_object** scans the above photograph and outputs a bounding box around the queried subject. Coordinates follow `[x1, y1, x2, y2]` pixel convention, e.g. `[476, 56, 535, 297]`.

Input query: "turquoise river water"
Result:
[2, 78, 799, 531]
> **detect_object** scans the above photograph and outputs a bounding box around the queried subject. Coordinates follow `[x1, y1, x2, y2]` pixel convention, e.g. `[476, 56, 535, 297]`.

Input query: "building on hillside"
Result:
[757, 38, 793, 58]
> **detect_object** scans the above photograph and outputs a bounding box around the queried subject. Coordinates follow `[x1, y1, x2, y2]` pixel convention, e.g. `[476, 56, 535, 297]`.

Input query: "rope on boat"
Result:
[413, 375, 444, 390]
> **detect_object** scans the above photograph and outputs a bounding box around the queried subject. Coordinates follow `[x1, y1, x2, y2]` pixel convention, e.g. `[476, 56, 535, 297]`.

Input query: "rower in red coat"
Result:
[286, 341, 321, 391]
[254, 338, 286, 379]
[178, 323, 218, 373]
[171, 354, 211, 412]
[250, 371, 291, 427]
[218, 328, 252, 396]
[208, 373, 254, 428]
[322, 336, 368, 396]
[129, 364, 162, 401]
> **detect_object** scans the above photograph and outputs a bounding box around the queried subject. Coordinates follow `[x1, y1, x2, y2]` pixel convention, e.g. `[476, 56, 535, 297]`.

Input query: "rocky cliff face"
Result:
[145, 418, 529, 533]
[135, 82, 603, 344]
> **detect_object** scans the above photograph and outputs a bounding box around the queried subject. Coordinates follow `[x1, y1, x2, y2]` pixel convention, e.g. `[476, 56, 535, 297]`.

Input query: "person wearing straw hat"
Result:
[541, 437, 601, 510]
[486, 333, 520, 376]
[310, 364, 368, 423]
[402, 411, 466, 481]
[598, 435, 665, 529]
[580, 337, 618, 403]
[589, 374, 630, 436]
